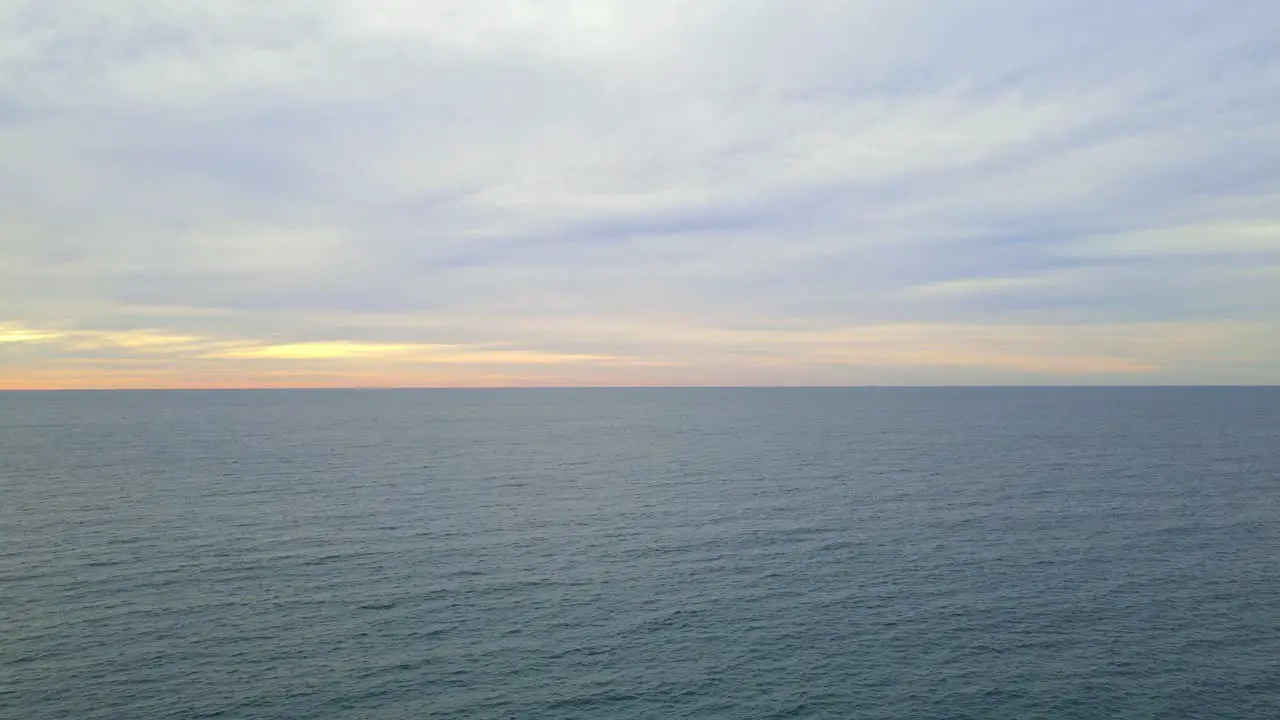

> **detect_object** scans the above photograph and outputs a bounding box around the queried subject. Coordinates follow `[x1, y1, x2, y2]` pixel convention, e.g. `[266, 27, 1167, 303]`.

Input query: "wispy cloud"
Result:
[1063, 221, 1280, 258]
[2, 1, 1278, 386]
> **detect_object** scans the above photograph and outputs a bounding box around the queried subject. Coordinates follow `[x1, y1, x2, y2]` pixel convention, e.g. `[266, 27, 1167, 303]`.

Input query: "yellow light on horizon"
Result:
[0, 327, 63, 344]
[213, 342, 435, 360]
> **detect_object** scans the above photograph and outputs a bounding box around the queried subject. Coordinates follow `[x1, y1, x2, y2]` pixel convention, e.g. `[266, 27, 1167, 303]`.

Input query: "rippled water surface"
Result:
[3, 388, 1278, 719]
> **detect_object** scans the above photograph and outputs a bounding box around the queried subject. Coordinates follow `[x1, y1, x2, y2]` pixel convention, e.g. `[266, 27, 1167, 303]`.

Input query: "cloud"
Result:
[1063, 221, 1280, 259]
[206, 341, 644, 366]
[903, 275, 1068, 299]
[2, 1, 1278, 386]
[0, 326, 63, 344]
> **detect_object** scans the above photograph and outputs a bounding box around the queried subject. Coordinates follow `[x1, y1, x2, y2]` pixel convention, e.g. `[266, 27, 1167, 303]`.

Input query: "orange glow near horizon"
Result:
[12, 318, 1263, 390]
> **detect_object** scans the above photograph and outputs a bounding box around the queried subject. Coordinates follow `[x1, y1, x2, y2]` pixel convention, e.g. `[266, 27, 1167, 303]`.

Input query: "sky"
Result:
[2, 0, 1279, 388]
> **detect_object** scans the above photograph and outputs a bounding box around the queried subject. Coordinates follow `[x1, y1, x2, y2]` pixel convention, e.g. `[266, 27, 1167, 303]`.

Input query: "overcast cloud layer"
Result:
[3, 1, 1279, 387]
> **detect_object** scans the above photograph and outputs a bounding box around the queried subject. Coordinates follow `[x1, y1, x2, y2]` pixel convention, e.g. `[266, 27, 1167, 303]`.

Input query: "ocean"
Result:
[2, 388, 1277, 719]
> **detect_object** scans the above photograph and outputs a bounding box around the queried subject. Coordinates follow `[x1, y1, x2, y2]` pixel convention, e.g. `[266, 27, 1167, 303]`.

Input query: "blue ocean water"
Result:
[1, 387, 1277, 719]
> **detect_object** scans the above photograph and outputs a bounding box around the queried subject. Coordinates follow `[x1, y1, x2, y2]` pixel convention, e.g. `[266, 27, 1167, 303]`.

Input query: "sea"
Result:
[1, 387, 1277, 719]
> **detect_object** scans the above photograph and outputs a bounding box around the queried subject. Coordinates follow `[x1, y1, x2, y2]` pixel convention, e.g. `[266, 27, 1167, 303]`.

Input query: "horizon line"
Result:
[3, 384, 1277, 392]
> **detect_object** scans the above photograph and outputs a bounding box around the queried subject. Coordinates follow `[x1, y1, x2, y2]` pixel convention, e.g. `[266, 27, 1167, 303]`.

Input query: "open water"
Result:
[2, 388, 1278, 719]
